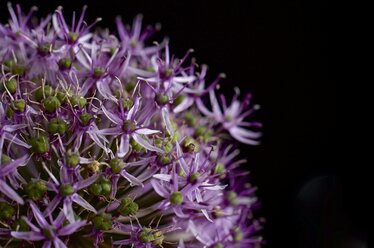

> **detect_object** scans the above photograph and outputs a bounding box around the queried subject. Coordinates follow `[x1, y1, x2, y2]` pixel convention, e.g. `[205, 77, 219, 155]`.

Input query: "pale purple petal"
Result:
[120, 170, 144, 187]
[173, 97, 194, 113]
[3, 124, 28, 132]
[101, 104, 122, 125]
[4, 132, 31, 148]
[229, 128, 260, 145]
[63, 198, 75, 224]
[53, 238, 67, 248]
[153, 174, 172, 182]
[11, 231, 45, 241]
[135, 128, 160, 135]
[71, 193, 97, 213]
[0, 179, 24, 204]
[150, 180, 169, 198]
[161, 107, 174, 136]
[57, 220, 86, 236]
[127, 97, 140, 121]
[29, 201, 49, 228]
[74, 174, 99, 191]
[117, 134, 130, 158]
[132, 134, 163, 153]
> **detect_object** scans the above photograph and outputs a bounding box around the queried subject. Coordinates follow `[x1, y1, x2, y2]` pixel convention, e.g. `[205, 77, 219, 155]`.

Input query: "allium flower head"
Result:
[0, 4, 263, 247]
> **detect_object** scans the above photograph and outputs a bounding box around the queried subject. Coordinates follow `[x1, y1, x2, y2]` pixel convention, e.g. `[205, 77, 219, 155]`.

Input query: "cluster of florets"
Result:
[0, 4, 263, 248]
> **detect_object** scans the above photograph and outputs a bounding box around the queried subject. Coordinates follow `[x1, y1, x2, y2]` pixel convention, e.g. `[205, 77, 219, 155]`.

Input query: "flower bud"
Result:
[25, 180, 47, 200]
[139, 227, 155, 243]
[66, 151, 79, 167]
[58, 58, 72, 70]
[1, 79, 17, 94]
[170, 191, 183, 205]
[0, 202, 15, 220]
[70, 95, 86, 108]
[93, 67, 105, 77]
[48, 118, 68, 135]
[11, 219, 29, 231]
[12, 99, 26, 112]
[79, 113, 92, 126]
[109, 158, 124, 174]
[156, 94, 169, 105]
[92, 213, 112, 230]
[117, 197, 138, 216]
[43, 96, 61, 112]
[34, 85, 53, 102]
[30, 135, 50, 153]
[59, 184, 74, 196]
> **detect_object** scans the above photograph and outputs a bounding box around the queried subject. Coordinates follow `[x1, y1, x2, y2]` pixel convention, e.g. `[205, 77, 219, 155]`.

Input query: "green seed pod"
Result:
[11, 219, 30, 231]
[79, 113, 92, 126]
[13, 99, 26, 112]
[59, 184, 74, 196]
[92, 213, 113, 231]
[0, 202, 15, 220]
[25, 180, 47, 200]
[1, 154, 12, 164]
[29, 135, 50, 153]
[34, 85, 53, 102]
[69, 32, 78, 42]
[123, 120, 137, 132]
[157, 154, 171, 165]
[214, 162, 225, 175]
[233, 227, 243, 241]
[122, 98, 133, 110]
[227, 191, 238, 205]
[153, 231, 165, 246]
[66, 151, 79, 167]
[183, 136, 199, 153]
[139, 227, 155, 243]
[58, 58, 72, 70]
[88, 183, 102, 196]
[170, 191, 183, 205]
[173, 95, 185, 107]
[184, 112, 196, 127]
[189, 172, 201, 184]
[48, 118, 68, 135]
[109, 158, 124, 174]
[1, 79, 17, 94]
[117, 197, 139, 216]
[70, 95, 86, 108]
[101, 180, 112, 195]
[11, 64, 26, 75]
[214, 243, 224, 248]
[156, 94, 169, 105]
[93, 67, 105, 77]
[43, 96, 61, 112]
[130, 138, 144, 152]
[6, 106, 14, 117]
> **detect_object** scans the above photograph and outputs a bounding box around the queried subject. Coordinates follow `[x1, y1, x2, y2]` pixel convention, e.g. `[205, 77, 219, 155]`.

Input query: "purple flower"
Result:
[43, 165, 98, 223]
[11, 201, 86, 248]
[0, 5, 263, 247]
[0, 154, 28, 204]
[93, 97, 163, 157]
[197, 88, 262, 145]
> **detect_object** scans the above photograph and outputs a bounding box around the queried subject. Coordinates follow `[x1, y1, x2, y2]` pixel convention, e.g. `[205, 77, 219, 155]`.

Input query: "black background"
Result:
[0, 1, 362, 247]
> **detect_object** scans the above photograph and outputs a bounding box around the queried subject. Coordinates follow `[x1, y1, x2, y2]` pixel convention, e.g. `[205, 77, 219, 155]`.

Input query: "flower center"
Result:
[170, 191, 183, 205]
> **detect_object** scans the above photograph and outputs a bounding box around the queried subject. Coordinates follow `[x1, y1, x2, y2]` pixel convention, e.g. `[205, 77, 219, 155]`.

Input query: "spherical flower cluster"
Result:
[0, 4, 263, 248]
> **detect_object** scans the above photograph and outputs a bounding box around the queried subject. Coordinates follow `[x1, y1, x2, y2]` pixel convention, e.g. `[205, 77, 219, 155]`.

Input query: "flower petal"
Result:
[58, 220, 86, 236]
[117, 134, 130, 158]
[11, 231, 45, 241]
[71, 193, 97, 213]
[120, 170, 144, 187]
[133, 134, 163, 153]
[0, 179, 24, 204]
